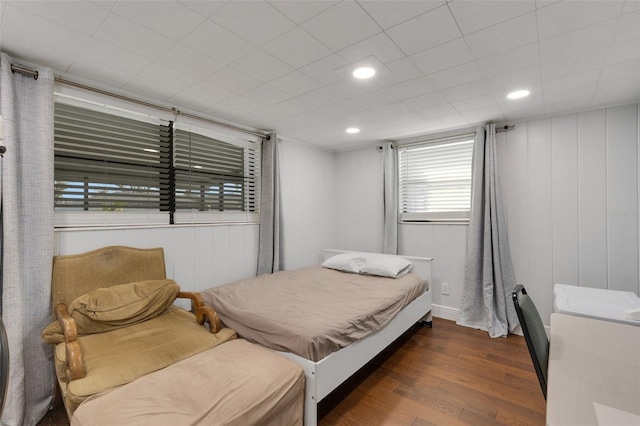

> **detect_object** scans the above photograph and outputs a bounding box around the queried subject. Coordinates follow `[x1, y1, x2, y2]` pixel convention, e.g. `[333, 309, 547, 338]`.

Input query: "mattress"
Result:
[71, 339, 305, 426]
[201, 265, 426, 361]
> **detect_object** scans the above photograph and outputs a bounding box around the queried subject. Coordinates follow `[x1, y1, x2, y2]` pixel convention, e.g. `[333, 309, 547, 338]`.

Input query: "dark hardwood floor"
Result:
[39, 318, 545, 426]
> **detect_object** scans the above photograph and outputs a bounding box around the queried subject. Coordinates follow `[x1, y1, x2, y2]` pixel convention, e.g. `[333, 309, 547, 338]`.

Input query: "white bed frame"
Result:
[276, 249, 433, 426]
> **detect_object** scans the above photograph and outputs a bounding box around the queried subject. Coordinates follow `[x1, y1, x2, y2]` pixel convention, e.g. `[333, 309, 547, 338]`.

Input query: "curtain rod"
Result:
[496, 124, 515, 132]
[10, 63, 269, 140]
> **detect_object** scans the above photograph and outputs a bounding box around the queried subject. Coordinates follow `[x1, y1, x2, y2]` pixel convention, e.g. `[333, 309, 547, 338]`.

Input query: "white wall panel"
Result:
[173, 227, 195, 292]
[578, 109, 608, 289]
[279, 139, 337, 269]
[527, 118, 554, 323]
[211, 224, 231, 287]
[334, 147, 383, 253]
[506, 121, 529, 288]
[448, 225, 467, 310]
[193, 226, 214, 290]
[336, 103, 639, 327]
[398, 223, 419, 255]
[606, 104, 639, 292]
[551, 114, 580, 286]
[244, 225, 260, 278]
[228, 226, 246, 283]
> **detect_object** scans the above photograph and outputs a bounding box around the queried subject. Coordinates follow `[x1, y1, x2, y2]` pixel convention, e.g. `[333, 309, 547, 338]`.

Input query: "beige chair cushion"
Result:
[43, 279, 179, 344]
[54, 307, 237, 415]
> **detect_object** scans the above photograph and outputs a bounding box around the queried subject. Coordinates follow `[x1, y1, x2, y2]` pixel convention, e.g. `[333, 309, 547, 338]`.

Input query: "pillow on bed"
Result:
[42, 279, 179, 344]
[322, 252, 413, 278]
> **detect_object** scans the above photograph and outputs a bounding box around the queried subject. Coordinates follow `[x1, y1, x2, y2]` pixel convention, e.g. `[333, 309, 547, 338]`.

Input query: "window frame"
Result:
[397, 133, 476, 224]
[53, 94, 261, 228]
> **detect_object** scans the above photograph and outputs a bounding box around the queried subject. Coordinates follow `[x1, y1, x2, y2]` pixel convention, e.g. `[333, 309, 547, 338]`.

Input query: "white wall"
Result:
[334, 103, 640, 326]
[334, 146, 384, 252]
[280, 138, 337, 270]
[501, 103, 640, 325]
[55, 138, 338, 292]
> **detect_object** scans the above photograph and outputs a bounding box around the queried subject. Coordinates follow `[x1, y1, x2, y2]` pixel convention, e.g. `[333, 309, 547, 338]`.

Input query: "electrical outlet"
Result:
[442, 282, 450, 295]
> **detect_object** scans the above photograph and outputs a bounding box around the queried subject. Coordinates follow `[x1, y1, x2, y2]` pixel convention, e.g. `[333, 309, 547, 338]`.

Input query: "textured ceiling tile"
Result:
[301, 1, 381, 52]
[385, 5, 461, 55]
[268, 1, 338, 24]
[231, 49, 293, 83]
[448, 0, 535, 35]
[210, 1, 296, 46]
[409, 38, 474, 76]
[181, 20, 255, 64]
[111, 1, 206, 41]
[358, 0, 445, 30]
[464, 12, 538, 58]
[538, 19, 617, 63]
[262, 27, 333, 69]
[536, 1, 623, 40]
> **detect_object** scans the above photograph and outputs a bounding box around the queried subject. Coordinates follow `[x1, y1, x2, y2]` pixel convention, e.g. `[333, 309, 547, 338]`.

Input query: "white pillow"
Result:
[322, 252, 413, 278]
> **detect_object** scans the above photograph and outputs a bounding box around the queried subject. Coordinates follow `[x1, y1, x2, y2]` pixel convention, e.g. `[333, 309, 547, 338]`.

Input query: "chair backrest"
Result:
[0, 316, 8, 418]
[51, 246, 167, 310]
[512, 284, 549, 399]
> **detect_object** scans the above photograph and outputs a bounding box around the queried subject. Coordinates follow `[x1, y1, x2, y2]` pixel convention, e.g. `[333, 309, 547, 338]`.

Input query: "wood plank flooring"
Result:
[318, 318, 545, 425]
[39, 318, 545, 426]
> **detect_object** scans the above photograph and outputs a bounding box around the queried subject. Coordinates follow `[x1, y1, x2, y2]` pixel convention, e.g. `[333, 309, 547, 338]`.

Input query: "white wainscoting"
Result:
[54, 224, 260, 293]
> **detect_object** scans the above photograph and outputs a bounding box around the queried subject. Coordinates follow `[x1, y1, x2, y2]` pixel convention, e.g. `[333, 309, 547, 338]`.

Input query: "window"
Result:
[172, 123, 260, 224]
[54, 96, 260, 227]
[398, 135, 475, 222]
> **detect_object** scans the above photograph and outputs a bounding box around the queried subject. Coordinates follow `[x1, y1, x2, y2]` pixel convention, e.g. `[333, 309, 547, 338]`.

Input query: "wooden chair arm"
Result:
[177, 292, 221, 333]
[55, 304, 85, 381]
[177, 291, 205, 310]
[196, 306, 222, 334]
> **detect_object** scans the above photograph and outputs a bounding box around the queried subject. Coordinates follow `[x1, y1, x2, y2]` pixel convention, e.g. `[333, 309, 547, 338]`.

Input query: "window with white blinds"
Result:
[54, 102, 170, 224]
[54, 97, 260, 227]
[398, 135, 475, 222]
[172, 123, 260, 224]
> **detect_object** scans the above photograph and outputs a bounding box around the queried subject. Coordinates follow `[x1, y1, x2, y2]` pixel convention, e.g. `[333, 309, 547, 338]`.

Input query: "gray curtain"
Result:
[382, 142, 397, 254]
[257, 133, 282, 275]
[457, 124, 519, 338]
[0, 53, 55, 425]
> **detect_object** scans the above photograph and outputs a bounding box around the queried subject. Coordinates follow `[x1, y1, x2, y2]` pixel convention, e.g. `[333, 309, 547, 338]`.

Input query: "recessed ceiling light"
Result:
[353, 67, 375, 79]
[193, 165, 203, 169]
[346, 128, 360, 134]
[507, 89, 530, 100]
[143, 148, 159, 153]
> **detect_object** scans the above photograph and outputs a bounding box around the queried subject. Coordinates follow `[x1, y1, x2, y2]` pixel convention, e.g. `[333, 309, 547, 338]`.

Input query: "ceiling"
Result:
[1, 0, 639, 151]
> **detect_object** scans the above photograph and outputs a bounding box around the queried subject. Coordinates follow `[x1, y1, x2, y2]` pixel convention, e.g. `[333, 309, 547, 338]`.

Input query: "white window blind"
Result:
[54, 101, 170, 216]
[172, 123, 260, 224]
[398, 136, 475, 222]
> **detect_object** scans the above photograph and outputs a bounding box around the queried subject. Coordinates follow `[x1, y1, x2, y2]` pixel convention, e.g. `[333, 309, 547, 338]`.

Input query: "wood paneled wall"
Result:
[501, 103, 640, 324]
[335, 103, 640, 326]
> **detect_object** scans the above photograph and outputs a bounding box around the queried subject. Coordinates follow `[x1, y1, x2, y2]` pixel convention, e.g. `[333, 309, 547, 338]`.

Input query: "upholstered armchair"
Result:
[42, 246, 236, 419]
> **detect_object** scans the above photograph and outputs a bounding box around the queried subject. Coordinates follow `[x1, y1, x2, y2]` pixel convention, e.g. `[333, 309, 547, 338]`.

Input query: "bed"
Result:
[201, 249, 433, 426]
[71, 339, 305, 426]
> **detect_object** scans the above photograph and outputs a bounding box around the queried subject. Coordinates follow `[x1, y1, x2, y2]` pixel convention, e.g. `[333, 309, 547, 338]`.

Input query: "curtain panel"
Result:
[257, 133, 282, 275]
[382, 142, 398, 255]
[0, 53, 55, 425]
[457, 124, 519, 338]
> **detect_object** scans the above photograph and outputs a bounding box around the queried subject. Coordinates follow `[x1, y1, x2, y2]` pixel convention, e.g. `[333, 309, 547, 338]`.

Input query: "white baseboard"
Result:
[430, 304, 551, 338]
[431, 304, 459, 322]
